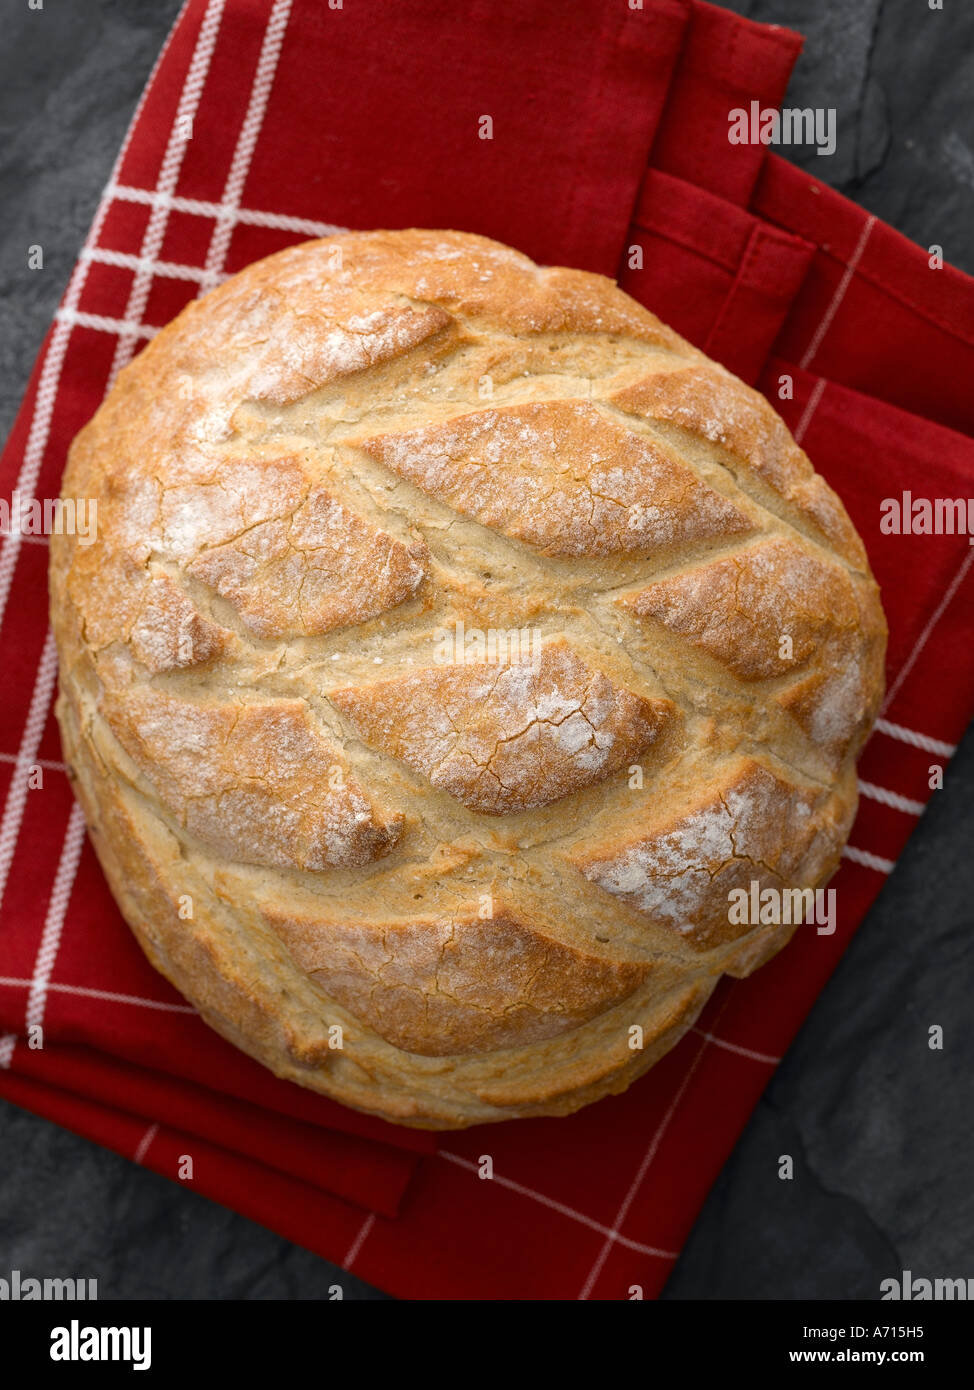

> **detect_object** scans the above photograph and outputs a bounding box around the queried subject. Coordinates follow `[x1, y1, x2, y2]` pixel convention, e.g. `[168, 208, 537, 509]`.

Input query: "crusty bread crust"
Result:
[49, 229, 886, 1127]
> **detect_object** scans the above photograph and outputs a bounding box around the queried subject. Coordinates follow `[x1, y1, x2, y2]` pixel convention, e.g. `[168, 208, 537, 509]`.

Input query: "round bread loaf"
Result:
[50, 229, 886, 1128]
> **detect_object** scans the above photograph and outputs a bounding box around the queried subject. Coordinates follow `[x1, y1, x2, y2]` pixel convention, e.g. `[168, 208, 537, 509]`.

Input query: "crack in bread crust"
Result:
[50, 228, 886, 1127]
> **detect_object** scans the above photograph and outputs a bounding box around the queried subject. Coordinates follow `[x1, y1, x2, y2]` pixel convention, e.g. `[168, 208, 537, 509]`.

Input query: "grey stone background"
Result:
[0, 0, 971, 1300]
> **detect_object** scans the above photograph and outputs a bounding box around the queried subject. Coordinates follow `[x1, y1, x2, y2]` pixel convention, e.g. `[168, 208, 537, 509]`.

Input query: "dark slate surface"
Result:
[0, 0, 971, 1301]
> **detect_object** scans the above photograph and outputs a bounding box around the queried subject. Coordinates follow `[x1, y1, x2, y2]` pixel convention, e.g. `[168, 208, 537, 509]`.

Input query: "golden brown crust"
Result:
[263, 902, 650, 1056]
[570, 757, 857, 955]
[184, 467, 430, 638]
[618, 536, 862, 682]
[50, 228, 886, 1127]
[356, 399, 755, 559]
[331, 639, 676, 814]
[610, 362, 868, 569]
[103, 689, 403, 871]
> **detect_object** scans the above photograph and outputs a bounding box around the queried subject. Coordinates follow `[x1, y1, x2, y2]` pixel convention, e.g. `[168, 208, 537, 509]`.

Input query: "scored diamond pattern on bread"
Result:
[50, 229, 886, 1126]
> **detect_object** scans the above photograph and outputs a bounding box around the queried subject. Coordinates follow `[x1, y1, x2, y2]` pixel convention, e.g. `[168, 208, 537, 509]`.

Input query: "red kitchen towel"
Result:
[621, 167, 816, 382]
[0, 1064, 379, 1265]
[2, 0, 974, 1300]
[3, 1041, 419, 1218]
[649, 0, 802, 206]
[753, 153, 974, 438]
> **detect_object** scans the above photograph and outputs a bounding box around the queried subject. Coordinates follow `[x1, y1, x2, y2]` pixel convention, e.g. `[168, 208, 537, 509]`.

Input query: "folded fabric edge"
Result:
[1, 1035, 421, 1219]
[0, 1064, 393, 1291]
[754, 152, 974, 347]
